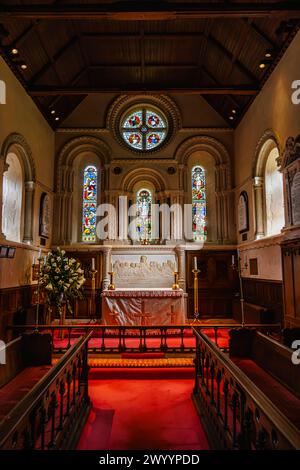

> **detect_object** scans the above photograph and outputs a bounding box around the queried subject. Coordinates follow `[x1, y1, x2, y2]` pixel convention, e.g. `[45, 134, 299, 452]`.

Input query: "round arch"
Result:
[253, 129, 284, 238]
[1, 133, 35, 243]
[253, 129, 282, 177]
[121, 167, 166, 194]
[1, 132, 36, 182]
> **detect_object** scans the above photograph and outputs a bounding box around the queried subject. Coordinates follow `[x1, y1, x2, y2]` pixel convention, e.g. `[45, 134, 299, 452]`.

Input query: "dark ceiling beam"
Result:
[0, 3, 300, 20]
[89, 63, 200, 69]
[246, 20, 278, 49]
[28, 85, 259, 96]
[29, 36, 78, 85]
[8, 22, 38, 48]
[201, 66, 241, 109]
[34, 22, 64, 85]
[48, 67, 88, 109]
[140, 27, 145, 85]
[207, 34, 259, 84]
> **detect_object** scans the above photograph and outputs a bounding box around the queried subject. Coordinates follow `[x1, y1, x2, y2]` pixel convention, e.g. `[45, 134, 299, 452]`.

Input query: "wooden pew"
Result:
[229, 329, 300, 429]
[0, 333, 52, 422]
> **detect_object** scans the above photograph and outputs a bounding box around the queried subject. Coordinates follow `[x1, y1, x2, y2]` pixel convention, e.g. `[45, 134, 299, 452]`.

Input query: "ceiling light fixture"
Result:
[51, 110, 56, 115]
[11, 48, 18, 55]
[55, 117, 59, 121]
[20, 63, 27, 70]
[229, 116, 234, 121]
[259, 62, 266, 69]
[232, 109, 236, 114]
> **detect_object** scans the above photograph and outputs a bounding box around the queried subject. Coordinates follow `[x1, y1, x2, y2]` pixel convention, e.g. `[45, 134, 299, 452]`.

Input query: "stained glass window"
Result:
[192, 166, 207, 241]
[121, 108, 168, 151]
[136, 189, 152, 240]
[82, 165, 97, 242]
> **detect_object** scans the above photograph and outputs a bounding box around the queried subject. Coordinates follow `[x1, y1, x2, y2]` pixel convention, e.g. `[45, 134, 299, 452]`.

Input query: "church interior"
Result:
[0, 0, 300, 454]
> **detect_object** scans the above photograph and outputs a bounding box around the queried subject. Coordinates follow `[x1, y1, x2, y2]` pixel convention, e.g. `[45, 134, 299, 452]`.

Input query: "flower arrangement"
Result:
[40, 247, 85, 315]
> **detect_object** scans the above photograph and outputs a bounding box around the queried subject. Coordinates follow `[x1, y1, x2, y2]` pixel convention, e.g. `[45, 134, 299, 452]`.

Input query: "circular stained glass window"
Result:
[120, 107, 168, 151]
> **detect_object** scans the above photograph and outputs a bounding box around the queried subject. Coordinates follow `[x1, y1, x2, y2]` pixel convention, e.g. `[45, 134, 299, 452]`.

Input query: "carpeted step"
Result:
[121, 352, 165, 359]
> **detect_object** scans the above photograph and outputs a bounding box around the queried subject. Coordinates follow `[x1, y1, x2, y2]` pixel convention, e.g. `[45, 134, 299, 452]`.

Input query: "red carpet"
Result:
[77, 367, 209, 450]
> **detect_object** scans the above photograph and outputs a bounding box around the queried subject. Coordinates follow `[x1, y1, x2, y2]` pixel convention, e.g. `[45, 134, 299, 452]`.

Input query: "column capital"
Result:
[253, 176, 264, 187]
[24, 180, 35, 191]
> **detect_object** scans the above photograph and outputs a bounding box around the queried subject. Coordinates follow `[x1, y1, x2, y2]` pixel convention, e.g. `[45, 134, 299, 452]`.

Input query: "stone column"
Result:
[118, 194, 128, 242]
[253, 176, 265, 239]
[175, 245, 186, 291]
[0, 157, 7, 240]
[102, 246, 112, 290]
[23, 180, 35, 244]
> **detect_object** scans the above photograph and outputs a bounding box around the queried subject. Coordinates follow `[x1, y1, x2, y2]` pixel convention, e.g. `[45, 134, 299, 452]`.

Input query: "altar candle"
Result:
[44, 256, 46, 265]
[232, 255, 235, 265]
[91, 258, 95, 271]
[32, 255, 35, 266]
[193, 256, 197, 270]
[38, 249, 41, 259]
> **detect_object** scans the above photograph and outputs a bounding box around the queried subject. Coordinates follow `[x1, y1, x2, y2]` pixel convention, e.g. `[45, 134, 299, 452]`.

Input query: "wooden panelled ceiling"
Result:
[0, 1, 299, 128]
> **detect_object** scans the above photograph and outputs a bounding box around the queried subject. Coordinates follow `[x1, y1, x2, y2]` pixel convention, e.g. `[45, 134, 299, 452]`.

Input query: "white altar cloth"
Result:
[102, 288, 187, 325]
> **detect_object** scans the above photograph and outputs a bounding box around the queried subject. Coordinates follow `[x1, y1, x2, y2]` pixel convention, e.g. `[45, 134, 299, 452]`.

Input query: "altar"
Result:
[102, 288, 187, 325]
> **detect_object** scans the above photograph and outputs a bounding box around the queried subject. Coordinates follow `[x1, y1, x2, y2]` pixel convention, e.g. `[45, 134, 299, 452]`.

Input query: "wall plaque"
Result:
[39, 193, 52, 238]
[238, 191, 249, 233]
[291, 171, 300, 225]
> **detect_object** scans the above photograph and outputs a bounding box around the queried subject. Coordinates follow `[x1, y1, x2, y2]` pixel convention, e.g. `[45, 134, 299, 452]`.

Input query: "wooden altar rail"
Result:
[7, 323, 281, 355]
[0, 332, 92, 450]
[192, 327, 300, 450]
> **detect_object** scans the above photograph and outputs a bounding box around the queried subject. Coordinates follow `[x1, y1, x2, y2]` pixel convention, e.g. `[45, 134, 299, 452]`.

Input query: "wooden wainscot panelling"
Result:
[281, 238, 300, 328]
[241, 278, 283, 324]
[65, 251, 103, 320]
[186, 250, 239, 318]
[0, 285, 36, 341]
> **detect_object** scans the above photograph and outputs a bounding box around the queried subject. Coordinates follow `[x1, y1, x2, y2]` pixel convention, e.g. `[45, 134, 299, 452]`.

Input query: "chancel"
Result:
[1, 0, 300, 456]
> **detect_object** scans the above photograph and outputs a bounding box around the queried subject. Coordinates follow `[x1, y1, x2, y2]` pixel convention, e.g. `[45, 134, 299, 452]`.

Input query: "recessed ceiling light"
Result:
[259, 62, 266, 69]
[55, 117, 59, 121]
[11, 48, 18, 55]
[51, 110, 56, 115]
[232, 109, 236, 114]
[20, 63, 27, 70]
[265, 52, 272, 58]
[229, 116, 234, 121]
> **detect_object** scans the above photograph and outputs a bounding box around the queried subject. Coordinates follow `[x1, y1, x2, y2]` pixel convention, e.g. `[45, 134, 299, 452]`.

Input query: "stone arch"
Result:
[56, 135, 111, 191]
[175, 135, 233, 243]
[54, 136, 111, 244]
[121, 167, 166, 194]
[253, 129, 282, 177]
[252, 129, 284, 239]
[1, 132, 36, 182]
[0, 133, 36, 243]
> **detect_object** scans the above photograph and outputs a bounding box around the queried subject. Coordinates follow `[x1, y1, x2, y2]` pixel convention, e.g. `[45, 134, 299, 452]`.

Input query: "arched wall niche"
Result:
[2, 152, 24, 242]
[253, 130, 285, 239]
[54, 136, 111, 244]
[0, 133, 36, 244]
[175, 136, 233, 244]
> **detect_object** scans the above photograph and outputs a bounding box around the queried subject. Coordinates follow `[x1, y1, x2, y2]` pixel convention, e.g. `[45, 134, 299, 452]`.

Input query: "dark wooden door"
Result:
[186, 250, 239, 319]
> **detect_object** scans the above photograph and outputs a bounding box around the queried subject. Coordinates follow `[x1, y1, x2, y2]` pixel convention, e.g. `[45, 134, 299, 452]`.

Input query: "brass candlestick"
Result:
[108, 271, 115, 290]
[231, 255, 248, 328]
[172, 271, 180, 290]
[91, 268, 97, 291]
[192, 268, 200, 322]
[91, 268, 97, 318]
